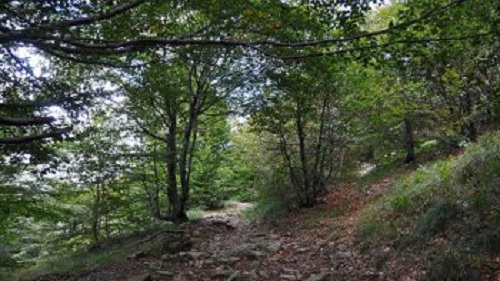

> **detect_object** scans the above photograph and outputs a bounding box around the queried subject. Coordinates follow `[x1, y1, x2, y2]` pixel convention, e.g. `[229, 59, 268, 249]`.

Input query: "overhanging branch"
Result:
[0, 116, 56, 126]
[0, 127, 72, 144]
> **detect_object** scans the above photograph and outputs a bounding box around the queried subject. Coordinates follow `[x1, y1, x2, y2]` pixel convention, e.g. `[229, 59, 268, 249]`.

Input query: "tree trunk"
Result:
[403, 117, 415, 164]
[295, 99, 313, 207]
[463, 92, 477, 142]
[165, 99, 188, 223]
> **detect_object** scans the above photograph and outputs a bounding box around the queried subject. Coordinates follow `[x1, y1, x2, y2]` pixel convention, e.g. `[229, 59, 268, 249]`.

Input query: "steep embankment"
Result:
[17, 133, 500, 281]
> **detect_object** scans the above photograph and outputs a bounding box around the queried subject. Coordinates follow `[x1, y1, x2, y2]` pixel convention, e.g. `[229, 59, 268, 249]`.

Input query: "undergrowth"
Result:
[358, 132, 500, 280]
[7, 221, 180, 281]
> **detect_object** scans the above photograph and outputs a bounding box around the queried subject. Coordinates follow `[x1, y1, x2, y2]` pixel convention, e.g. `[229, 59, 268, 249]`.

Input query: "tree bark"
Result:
[403, 117, 416, 164]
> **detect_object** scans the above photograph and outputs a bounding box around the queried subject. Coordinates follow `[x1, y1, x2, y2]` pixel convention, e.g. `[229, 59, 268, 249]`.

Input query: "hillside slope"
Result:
[9, 133, 500, 281]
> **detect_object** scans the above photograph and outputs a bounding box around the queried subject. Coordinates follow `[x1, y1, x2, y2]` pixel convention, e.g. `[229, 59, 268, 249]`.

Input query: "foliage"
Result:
[359, 132, 500, 278]
[0, 0, 499, 276]
[426, 249, 482, 281]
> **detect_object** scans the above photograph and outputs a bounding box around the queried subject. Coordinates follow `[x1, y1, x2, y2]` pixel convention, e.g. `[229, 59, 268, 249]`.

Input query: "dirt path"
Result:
[38, 178, 408, 281]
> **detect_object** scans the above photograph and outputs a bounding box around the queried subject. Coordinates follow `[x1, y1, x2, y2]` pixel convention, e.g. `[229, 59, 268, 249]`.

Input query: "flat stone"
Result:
[241, 270, 259, 280]
[282, 268, 299, 275]
[156, 270, 175, 276]
[127, 251, 145, 259]
[217, 256, 241, 264]
[245, 250, 266, 259]
[148, 261, 163, 271]
[227, 270, 241, 281]
[308, 272, 330, 281]
[210, 269, 235, 278]
[280, 274, 298, 280]
[179, 251, 206, 260]
[336, 251, 352, 259]
[267, 242, 281, 252]
[127, 273, 152, 281]
[259, 271, 270, 279]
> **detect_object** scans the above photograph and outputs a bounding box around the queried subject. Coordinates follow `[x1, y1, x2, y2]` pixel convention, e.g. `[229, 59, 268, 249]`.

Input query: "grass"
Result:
[8, 246, 127, 281]
[6, 221, 181, 281]
[358, 132, 500, 279]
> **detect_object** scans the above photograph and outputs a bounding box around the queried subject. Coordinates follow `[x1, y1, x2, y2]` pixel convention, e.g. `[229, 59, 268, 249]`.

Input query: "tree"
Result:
[1, 0, 487, 144]
[119, 48, 246, 222]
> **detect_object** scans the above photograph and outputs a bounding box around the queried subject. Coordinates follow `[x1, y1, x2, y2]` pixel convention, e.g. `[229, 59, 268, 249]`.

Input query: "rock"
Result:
[179, 251, 206, 260]
[308, 272, 330, 281]
[227, 270, 241, 281]
[241, 270, 260, 280]
[217, 256, 241, 264]
[141, 230, 192, 256]
[161, 253, 174, 261]
[156, 270, 175, 276]
[295, 247, 309, 253]
[282, 268, 299, 275]
[259, 271, 270, 279]
[127, 273, 152, 281]
[267, 242, 281, 252]
[335, 251, 352, 259]
[245, 250, 266, 259]
[128, 251, 145, 259]
[280, 268, 300, 280]
[148, 261, 163, 271]
[280, 274, 298, 280]
[209, 269, 235, 278]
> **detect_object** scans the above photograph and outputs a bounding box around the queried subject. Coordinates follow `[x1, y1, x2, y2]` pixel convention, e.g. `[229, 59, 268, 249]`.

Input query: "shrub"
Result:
[426, 249, 482, 281]
[414, 199, 459, 238]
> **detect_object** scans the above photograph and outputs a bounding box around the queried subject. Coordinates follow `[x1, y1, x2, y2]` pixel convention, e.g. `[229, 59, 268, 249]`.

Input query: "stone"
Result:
[280, 274, 298, 280]
[127, 273, 152, 281]
[295, 247, 309, 253]
[241, 270, 260, 280]
[141, 230, 192, 256]
[127, 251, 145, 259]
[217, 256, 241, 264]
[259, 271, 270, 279]
[227, 270, 241, 281]
[336, 251, 352, 259]
[148, 261, 163, 271]
[308, 272, 330, 281]
[244, 250, 265, 259]
[209, 269, 235, 278]
[157, 270, 175, 276]
[179, 251, 206, 260]
[282, 268, 299, 275]
[267, 242, 281, 252]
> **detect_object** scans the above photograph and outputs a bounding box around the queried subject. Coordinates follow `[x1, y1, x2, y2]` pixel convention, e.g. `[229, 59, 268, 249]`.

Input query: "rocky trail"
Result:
[37, 176, 420, 281]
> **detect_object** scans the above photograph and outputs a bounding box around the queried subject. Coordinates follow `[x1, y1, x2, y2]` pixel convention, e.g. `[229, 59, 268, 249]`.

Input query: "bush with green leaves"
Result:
[426, 249, 482, 281]
[359, 132, 500, 278]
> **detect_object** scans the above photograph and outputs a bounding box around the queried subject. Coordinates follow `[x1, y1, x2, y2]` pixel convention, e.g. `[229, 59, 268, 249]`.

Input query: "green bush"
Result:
[358, 132, 500, 279]
[0, 245, 18, 269]
[426, 249, 482, 281]
[414, 199, 459, 238]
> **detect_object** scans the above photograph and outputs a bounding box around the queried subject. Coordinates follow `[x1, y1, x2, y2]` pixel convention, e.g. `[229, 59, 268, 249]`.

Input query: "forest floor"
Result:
[35, 174, 432, 281]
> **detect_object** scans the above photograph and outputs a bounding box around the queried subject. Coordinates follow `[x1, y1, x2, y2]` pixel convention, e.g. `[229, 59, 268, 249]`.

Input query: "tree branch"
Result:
[45, 0, 148, 29]
[3, 0, 469, 54]
[0, 116, 55, 126]
[272, 32, 498, 60]
[0, 127, 71, 144]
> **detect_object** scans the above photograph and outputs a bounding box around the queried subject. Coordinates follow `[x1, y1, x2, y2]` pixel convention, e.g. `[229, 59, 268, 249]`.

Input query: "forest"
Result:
[0, 0, 499, 280]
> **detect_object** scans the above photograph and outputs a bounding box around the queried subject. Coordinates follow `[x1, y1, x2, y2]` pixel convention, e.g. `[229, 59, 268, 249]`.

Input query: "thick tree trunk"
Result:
[403, 117, 415, 164]
[179, 97, 199, 215]
[463, 92, 477, 142]
[295, 100, 313, 207]
[165, 102, 188, 223]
